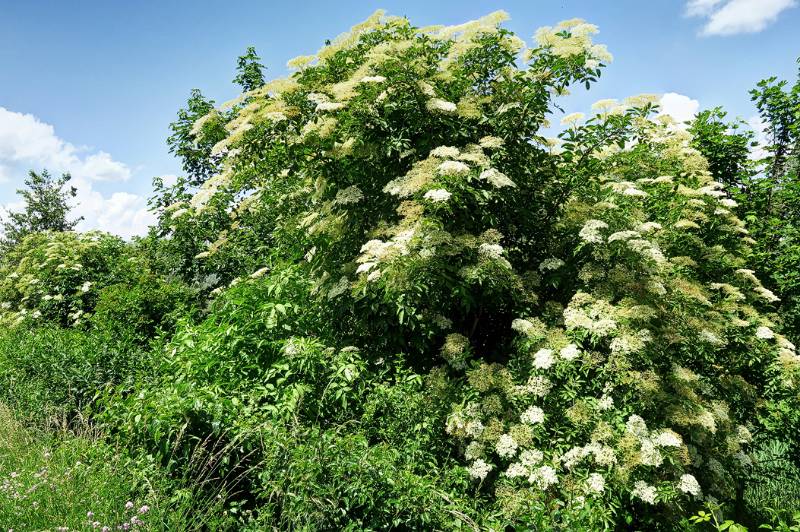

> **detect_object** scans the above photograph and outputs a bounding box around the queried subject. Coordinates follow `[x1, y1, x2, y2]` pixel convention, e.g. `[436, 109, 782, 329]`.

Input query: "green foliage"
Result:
[0, 169, 82, 252]
[0, 231, 134, 327]
[737, 59, 800, 342]
[0, 325, 147, 423]
[90, 274, 196, 345]
[690, 107, 755, 190]
[233, 46, 266, 92]
[2, 11, 800, 531]
[166, 88, 228, 187]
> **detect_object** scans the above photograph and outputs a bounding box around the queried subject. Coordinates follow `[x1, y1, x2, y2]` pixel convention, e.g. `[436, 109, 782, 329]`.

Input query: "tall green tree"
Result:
[166, 89, 227, 187]
[747, 60, 800, 340]
[1, 169, 82, 252]
[232, 46, 265, 92]
[689, 107, 755, 191]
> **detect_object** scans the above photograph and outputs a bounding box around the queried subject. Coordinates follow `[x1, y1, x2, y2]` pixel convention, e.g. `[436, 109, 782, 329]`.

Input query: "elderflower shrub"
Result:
[129, 10, 798, 528]
[0, 231, 135, 328]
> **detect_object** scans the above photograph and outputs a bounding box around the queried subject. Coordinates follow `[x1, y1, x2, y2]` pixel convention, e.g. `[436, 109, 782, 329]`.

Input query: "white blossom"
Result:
[430, 146, 460, 158]
[479, 168, 516, 188]
[678, 474, 701, 496]
[632, 480, 657, 504]
[496, 434, 518, 458]
[427, 98, 457, 113]
[560, 112, 585, 126]
[529, 465, 558, 489]
[585, 473, 605, 494]
[468, 459, 492, 480]
[533, 348, 555, 370]
[756, 326, 775, 340]
[520, 405, 545, 425]
[438, 160, 471, 176]
[424, 188, 452, 202]
[538, 258, 565, 272]
[559, 343, 580, 360]
[579, 219, 609, 243]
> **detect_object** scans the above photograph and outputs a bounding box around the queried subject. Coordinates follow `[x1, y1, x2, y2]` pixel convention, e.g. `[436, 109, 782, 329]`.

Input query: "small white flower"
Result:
[678, 474, 701, 496]
[479, 168, 516, 188]
[479, 136, 504, 149]
[496, 434, 518, 458]
[423, 188, 452, 202]
[559, 343, 580, 360]
[438, 160, 470, 176]
[360, 75, 386, 83]
[427, 98, 457, 113]
[468, 459, 492, 480]
[756, 326, 774, 340]
[625, 415, 648, 438]
[585, 473, 605, 494]
[519, 449, 544, 467]
[538, 258, 565, 272]
[632, 480, 657, 504]
[316, 101, 345, 112]
[529, 465, 558, 489]
[520, 405, 545, 425]
[505, 462, 528, 478]
[654, 430, 683, 448]
[622, 187, 648, 197]
[533, 348, 555, 369]
[561, 112, 585, 126]
[430, 146, 460, 158]
[596, 395, 614, 411]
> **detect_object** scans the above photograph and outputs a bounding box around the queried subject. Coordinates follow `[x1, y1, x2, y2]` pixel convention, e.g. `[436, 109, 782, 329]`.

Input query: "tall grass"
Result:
[0, 404, 234, 530]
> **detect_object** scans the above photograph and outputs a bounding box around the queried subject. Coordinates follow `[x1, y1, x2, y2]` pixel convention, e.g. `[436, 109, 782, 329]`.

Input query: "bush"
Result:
[157, 10, 799, 525]
[0, 326, 146, 424]
[0, 231, 135, 328]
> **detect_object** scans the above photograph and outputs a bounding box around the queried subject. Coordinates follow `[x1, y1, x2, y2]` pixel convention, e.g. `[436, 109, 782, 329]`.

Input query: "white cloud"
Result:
[686, 0, 725, 16]
[686, 0, 796, 36]
[659, 92, 700, 125]
[0, 106, 154, 239]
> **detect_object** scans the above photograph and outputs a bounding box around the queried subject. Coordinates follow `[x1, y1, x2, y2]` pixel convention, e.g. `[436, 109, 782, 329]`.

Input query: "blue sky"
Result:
[1, 0, 798, 237]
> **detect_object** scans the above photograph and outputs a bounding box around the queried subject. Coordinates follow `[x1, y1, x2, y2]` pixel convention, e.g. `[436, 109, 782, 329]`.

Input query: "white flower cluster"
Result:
[533, 348, 555, 369]
[479, 168, 516, 188]
[520, 405, 545, 425]
[579, 219, 609, 244]
[426, 98, 457, 114]
[496, 434, 518, 458]
[468, 459, 492, 480]
[423, 188, 452, 202]
[632, 480, 657, 504]
[538, 258, 565, 272]
[677, 474, 701, 496]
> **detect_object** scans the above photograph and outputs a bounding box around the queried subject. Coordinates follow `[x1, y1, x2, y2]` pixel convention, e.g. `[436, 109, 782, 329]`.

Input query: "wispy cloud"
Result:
[686, 0, 796, 36]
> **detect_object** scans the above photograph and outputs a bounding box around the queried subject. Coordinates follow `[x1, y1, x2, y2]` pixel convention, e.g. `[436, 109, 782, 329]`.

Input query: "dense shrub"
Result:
[90, 275, 196, 345]
[0, 231, 135, 327]
[1, 10, 799, 530]
[0, 326, 147, 423]
[151, 10, 799, 525]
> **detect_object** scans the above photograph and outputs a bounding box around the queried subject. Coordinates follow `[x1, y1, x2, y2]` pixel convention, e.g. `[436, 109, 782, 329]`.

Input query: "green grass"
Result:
[0, 404, 232, 531]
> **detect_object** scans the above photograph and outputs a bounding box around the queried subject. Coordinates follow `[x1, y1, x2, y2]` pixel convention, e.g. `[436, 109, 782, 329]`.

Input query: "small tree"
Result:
[166, 89, 227, 187]
[232, 46, 266, 92]
[1, 169, 82, 252]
